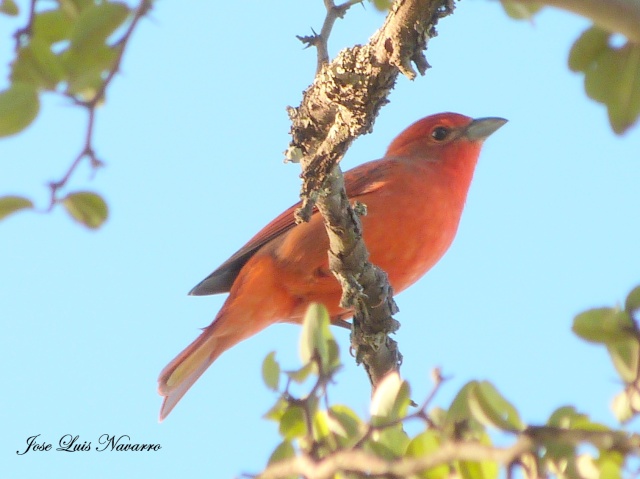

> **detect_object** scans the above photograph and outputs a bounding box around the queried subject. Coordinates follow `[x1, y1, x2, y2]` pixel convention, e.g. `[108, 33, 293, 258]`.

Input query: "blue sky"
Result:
[2, 1, 639, 478]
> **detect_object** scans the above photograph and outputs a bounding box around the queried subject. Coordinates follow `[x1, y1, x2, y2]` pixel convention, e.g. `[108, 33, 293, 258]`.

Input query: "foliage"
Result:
[573, 285, 640, 423]
[254, 296, 640, 479]
[1, 1, 639, 476]
[1, 0, 638, 229]
[500, 1, 541, 21]
[0, 0, 152, 228]
[568, 27, 640, 135]
[500, 0, 640, 135]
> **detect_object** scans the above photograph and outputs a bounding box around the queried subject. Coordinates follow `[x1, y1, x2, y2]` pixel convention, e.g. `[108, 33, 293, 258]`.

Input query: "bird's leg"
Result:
[332, 318, 352, 329]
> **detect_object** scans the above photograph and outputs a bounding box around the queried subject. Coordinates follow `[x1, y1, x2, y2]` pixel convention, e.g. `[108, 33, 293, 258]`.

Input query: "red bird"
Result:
[158, 112, 506, 420]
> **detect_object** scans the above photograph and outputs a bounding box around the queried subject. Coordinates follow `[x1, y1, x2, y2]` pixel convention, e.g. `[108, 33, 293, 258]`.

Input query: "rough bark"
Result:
[286, 0, 454, 389]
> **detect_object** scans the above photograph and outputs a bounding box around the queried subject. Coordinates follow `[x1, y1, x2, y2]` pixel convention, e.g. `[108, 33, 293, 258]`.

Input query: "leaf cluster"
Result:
[0, 0, 151, 228]
[1, 0, 132, 135]
[500, 0, 640, 134]
[573, 285, 640, 423]
[253, 295, 640, 479]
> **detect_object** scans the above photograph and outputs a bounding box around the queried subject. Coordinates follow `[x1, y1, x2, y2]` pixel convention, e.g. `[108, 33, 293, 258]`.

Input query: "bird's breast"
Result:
[359, 162, 469, 294]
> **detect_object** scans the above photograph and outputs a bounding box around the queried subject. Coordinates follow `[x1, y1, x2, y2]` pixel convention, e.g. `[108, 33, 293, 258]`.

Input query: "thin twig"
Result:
[47, 0, 152, 208]
[415, 367, 448, 417]
[13, 0, 36, 50]
[297, 0, 363, 73]
[46, 107, 98, 211]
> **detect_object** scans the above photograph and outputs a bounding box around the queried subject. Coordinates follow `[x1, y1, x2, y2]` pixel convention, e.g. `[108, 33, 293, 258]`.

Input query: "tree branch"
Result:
[298, 0, 363, 73]
[515, 0, 640, 42]
[257, 427, 640, 479]
[258, 437, 534, 479]
[288, 0, 454, 390]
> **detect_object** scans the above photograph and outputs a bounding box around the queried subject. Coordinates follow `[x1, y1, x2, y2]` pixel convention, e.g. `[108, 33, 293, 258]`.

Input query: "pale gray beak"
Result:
[464, 117, 508, 141]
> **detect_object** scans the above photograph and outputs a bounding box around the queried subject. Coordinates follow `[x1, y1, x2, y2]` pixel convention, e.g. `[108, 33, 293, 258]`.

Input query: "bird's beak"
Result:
[463, 117, 508, 141]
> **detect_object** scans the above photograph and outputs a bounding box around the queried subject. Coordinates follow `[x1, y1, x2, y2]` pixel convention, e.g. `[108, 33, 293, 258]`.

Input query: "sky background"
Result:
[2, 1, 640, 478]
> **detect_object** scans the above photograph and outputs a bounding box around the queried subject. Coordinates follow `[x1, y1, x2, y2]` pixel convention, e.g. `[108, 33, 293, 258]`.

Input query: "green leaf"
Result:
[625, 285, 640, 316]
[369, 372, 411, 426]
[597, 451, 624, 479]
[61, 1, 129, 99]
[569, 27, 610, 73]
[467, 381, 524, 431]
[569, 27, 640, 134]
[500, 0, 541, 20]
[33, 9, 74, 45]
[590, 43, 640, 134]
[573, 307, 635, 344]
[446, 381, 476, 422]
[371, 0, 392, 11]
[576, 454, 600, 479]
[62, 191, 108, 229]
[0, 0, 18, 16]
[299, 302, 332, 369]
[262, 351, 280, 392]
[607, 338, 640, 383]
[458, 434, 499, 479]
[547, 406, 608, 432]
[285, 362, 315, 384]
[267, 440, 296, 470]
[68, 2, 130, 54]
[63, 44, 119, 98]
[428, 407, 447, 429]
[543, 440, 576, 470]
[312, 410, 331, 441]
[611, 391, 634, 423]
[263, 397, 288, 422]
[0, 83, 39, 137]
[459, 458, 499, 479]
[365, 424, 409, 459]
[547, 406, 590, 429]
[312, 410, 340, 457]
[0, 195, 34, 220]
[444, 381, 485, 438]
[378, 425, 409, 456]
[58, 0, 93, 18]
[548, 406, 576, 428]
[548, 406, 583, 428]
[327, 405, 363, 446]
[11, 37, 66, 90]
[279, 405, 307, 440]
[405, 430, 449, 479]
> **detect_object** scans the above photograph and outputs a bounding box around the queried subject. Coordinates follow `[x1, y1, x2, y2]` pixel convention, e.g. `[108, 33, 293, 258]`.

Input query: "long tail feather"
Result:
[157, 327, 223, 422]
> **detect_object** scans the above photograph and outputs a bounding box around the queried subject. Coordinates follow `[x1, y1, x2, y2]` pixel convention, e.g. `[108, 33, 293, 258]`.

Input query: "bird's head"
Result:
[385, 112, 507, 159]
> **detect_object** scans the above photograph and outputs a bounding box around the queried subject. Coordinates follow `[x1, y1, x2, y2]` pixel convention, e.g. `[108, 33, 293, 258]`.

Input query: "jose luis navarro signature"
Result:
[16, 434, 161, 454]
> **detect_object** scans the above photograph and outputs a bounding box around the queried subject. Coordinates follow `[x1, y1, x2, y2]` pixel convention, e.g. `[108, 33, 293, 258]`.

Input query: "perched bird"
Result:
[158, 112, 506, 420]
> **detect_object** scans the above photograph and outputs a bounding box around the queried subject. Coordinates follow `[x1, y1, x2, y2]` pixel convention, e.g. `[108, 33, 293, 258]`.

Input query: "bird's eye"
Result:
[431, 126, 450, 141]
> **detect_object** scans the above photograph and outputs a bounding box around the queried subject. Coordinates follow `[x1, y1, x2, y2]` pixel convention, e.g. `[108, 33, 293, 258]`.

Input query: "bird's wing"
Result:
[188, 201, 301, 295]
[188, 158, 392, 296]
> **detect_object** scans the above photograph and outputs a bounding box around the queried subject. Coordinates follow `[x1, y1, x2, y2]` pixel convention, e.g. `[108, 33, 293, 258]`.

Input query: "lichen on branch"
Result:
[287, 0, 454, 388]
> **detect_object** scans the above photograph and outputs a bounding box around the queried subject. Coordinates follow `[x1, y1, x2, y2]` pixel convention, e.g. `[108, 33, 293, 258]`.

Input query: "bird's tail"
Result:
[158, 255, 293, 421]
[157, 323, 226, 422]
